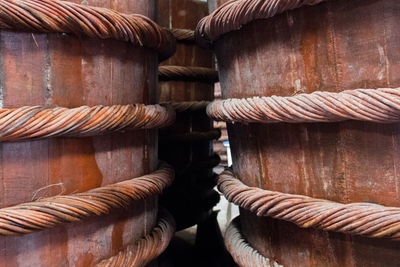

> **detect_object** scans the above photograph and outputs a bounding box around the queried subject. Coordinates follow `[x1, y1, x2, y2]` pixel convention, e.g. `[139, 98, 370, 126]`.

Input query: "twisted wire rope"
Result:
[196, 0, 327, 44]
[225, 216, 282, 267]
[218, 170, 400, 240]
[159, 65, 219, 83]
[162, 101, 210, 112]
[0, 104, 175, 142]
[0, 166, 174, 235]
[0, 0, 175, 58]
[207, 88, 400, 123]
[96, 209, 175, 267]
[167, 28, 195, 43]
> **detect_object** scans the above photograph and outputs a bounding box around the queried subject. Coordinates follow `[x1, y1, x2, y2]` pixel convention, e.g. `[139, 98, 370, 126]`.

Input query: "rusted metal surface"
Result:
[225, 216, 281, 267]
[0, 0, 161, 265]
[196, 0, 326, 45]
[219, 170, 400, 240]
[0, 166, 173, 236]
[166, 28, 195, 43]
[0, 104, 174, 142]
[162, 101, 210, 112]
[207, 88, 400, 123]
[96, 209, 175, 267]
[210, 0, 400, 265]
[0, 0, 176, 59]
[158, 0, 218, 230]
[159, 65, 219, 83]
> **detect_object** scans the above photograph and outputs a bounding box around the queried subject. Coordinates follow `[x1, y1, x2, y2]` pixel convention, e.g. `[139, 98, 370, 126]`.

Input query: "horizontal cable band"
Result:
[207, 88, 400, 123]
[167, 28, 195, 43]
[159, 65, 219, 83]
[225, 216, 281, 267]
[0, 104, 175, 142]
[196, 0, 326, 44]
[96, 209, 175, 267]
[162, 101, 210, 112]
[0, 166, 174, 235]
[219, 170, 400, 240]
[160, 129, 221, 143]
[0, 0, 175, 58]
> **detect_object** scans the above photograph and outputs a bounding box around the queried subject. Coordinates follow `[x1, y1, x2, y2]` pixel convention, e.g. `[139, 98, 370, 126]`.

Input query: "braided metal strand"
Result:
[0, 0, 175, 57]
[207, 88, 400, 123]
[0, 104, 175, 142]
[0, 166, 174, 235]
[225, 217, 282, 267]
[162, 101, 210, 112]
[196, 0, 326, 44]
[96, 209, 175, 267]
[218, 170, 400, 240]
[159, 65, 219, 83]
[167, 28, 195, 43]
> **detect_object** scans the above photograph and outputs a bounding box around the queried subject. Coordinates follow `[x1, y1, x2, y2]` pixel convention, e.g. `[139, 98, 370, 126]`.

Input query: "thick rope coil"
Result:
[196, 0, 327, 45]
[162, 101, 210, 112]
[0, 166, 174, 235]
[0, 0, 175, 58]
[160, 129, 221, 143]
[159, 65, 219, 83]
[207, 88, 400, 123]
[167, 28, 195, 43]
[96, 209, 175, 267]
[218, 170, 400, 240]
[225, 217, 282, 267]
[0, 104, 175, 142]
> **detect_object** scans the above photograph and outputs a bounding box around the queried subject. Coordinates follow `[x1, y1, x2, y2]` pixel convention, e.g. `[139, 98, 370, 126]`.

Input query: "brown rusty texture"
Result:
[159, 65, 219, 83]
[196, 0, 326, 45]
[166, 28, 195, 43]
[0, 0, 162, 265]
[0, 166, 173, 235]
[225, 216, 281, 267]
[0, 0, 176, 59]
[161, 100, 210, 112]
[207, 87, 400, 123]
[206, 0, 400, 266]
[158, 0, 219, 230]
[96, 209, 175, 267]
[219, 170, 400, 240]
[0, 104, 174, 142]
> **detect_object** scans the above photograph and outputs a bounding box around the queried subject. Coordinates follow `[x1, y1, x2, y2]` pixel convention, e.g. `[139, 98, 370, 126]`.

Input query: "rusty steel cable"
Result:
[225, 216, 282, 267]
[0, 0, 176, 58]
[196, 0, 327, 45]
[160, 129, 221, 143]
[162, 101, 210, 112]
[96, 209, 175, 267]
[0, 104, 175, 142]
[166, 28, 195, 44]
[0, 166, 174, 235]
[207, 88, 400, 123]
[159, 65, 219, 83]
[219, 169, 400, 240]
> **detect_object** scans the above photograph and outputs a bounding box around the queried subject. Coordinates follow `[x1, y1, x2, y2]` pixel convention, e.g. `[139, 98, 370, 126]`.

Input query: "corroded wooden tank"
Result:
[206, 0, 400, 266]
[0, 1, 160, 265]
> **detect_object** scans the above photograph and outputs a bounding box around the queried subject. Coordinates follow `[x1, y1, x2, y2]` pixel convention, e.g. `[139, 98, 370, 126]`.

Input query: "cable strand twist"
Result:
[207, 88, 400, 123]
[0, 166, 174, 235]
[218, 170, 400, 240]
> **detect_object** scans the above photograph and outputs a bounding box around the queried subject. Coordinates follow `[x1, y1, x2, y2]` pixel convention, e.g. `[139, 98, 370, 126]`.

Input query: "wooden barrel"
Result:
[0, 0, 165, 265]
[201, 0, 400, 266]
[158, 0, 218, 230]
